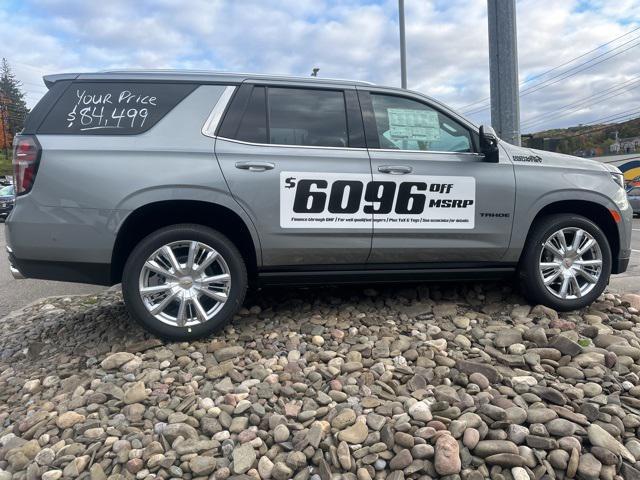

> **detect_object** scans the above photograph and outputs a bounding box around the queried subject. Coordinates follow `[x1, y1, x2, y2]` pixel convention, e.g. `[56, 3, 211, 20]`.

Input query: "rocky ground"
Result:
[1, 283, 640, 480]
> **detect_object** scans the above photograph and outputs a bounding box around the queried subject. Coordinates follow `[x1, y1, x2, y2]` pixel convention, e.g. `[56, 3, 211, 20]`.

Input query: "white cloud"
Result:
[1, 0, 639, 133]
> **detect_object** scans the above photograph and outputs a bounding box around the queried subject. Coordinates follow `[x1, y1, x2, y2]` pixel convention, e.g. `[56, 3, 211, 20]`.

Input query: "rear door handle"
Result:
[235, 161, 275, 172]
[377, 165, 413, 175]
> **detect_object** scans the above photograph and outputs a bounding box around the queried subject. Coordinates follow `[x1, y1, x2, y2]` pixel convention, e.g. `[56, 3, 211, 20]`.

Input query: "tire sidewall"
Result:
[521, 215, 611, 311]
[122, 225, 246, 341]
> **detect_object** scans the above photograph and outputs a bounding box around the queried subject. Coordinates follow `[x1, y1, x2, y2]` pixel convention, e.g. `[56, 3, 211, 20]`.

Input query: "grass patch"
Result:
[0, 151, 12, 176]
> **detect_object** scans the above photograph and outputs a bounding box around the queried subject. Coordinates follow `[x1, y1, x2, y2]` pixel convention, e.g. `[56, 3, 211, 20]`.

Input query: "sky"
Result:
[1, 0, 639, 133]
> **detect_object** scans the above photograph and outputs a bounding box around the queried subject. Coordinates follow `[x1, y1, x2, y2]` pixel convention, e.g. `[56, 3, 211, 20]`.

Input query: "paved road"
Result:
[0, 218, 639, 318]
[608, 216, 640, 294]
[0, 224, 105, 317]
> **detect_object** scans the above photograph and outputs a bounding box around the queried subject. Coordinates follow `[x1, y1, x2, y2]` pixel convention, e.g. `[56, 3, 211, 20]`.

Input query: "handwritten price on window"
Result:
[66, 90, 158, 131]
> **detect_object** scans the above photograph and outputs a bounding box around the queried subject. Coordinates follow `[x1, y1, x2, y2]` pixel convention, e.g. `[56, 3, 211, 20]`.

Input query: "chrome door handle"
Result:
[378, 165, 413, 175]
[235, 161, 275, 172]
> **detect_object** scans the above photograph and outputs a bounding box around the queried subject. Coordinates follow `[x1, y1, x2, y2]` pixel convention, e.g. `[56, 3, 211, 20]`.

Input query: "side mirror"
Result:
[479, 125, 499, 163]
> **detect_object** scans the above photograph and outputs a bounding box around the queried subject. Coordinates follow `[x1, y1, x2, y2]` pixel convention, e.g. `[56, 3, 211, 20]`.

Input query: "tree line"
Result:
[0, 58, 29, 158]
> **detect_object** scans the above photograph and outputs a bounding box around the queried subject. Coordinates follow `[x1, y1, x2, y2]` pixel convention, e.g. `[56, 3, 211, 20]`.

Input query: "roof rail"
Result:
[98, 69, 377, 85]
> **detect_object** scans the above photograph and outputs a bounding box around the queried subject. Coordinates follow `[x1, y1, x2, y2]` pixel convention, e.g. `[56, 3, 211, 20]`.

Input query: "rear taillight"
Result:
[12, 135, 41, 195]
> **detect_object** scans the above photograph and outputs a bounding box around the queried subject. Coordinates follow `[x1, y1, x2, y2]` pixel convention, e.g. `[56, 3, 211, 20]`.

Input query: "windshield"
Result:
[0, 185, 14, 196]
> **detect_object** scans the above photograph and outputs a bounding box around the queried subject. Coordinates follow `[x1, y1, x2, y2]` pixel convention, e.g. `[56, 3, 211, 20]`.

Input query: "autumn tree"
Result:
[0, 58, 28, 155]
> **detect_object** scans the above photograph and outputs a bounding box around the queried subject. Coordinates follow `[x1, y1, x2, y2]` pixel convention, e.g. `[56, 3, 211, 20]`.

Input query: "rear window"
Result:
[37, 82, 197, 135]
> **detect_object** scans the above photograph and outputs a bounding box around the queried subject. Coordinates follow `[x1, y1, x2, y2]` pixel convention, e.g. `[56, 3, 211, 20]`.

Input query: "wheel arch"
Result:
[111, 200, 261, 284]
[522, 199, 620, 272]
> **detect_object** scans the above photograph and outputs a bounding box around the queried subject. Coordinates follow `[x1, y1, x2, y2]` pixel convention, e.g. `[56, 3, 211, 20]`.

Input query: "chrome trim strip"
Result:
[369, 148, 483, 156]
[216, 136, 368, 152]
[201, 86, 237, 138]
[216, 135, 482, 156]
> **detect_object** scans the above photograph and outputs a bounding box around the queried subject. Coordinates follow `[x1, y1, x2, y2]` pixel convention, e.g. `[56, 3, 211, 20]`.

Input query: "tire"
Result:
[122, 224, 247, 341]
[518, 214, 611, 311]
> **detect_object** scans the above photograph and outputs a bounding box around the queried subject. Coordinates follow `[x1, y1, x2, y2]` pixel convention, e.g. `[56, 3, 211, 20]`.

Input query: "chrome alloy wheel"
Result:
[138, 241, 231, 327]
[538, 227, 603, 300]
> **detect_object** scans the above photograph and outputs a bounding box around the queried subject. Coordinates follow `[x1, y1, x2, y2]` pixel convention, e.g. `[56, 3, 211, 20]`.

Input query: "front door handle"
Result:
[235, 161, 275, 172]
[378, 165, 413, 175]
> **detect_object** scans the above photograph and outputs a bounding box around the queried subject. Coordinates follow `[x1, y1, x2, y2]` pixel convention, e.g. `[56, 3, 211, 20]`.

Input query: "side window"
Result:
[629, 187, 640, 196]
[38, 82, 197, 135]
[267, 88, 348, 148]
[370, 93, 473, 153]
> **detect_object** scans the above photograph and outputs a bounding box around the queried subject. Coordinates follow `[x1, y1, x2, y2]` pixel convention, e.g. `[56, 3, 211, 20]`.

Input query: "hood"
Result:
[504, 143, 609, 172]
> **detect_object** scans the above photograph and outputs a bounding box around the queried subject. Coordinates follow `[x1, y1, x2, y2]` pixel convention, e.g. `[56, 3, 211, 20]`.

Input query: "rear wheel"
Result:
[519, 214, 611, 311]
[122, 224, 247, 340]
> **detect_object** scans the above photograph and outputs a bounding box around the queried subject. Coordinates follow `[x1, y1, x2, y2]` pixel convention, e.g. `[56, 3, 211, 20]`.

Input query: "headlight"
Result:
[611, 172, 624, 189]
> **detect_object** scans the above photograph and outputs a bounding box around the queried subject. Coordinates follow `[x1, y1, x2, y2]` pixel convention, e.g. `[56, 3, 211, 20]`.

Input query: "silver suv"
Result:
[7, 71, 632, 340]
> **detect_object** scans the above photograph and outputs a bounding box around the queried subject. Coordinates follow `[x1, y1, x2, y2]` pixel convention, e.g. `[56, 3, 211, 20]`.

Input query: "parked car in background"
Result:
[5, 70, 633, 340]
[0, 184, 15, 220]
[0, 176, 13, 186]
[626, 176, 640, 191]
[628, 187, 640, 216]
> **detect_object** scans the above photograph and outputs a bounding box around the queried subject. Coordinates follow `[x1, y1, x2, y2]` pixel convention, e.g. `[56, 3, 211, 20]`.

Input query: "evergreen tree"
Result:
[0, 58, 29, 152]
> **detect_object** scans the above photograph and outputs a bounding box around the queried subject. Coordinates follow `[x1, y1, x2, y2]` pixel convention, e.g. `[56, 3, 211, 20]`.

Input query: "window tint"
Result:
[268, 88, 348, 147]
[38, 82, 197, 135]
[370, 94, 472, 153]
[628, 187, 640, 196]
[235, 86, 267, 144]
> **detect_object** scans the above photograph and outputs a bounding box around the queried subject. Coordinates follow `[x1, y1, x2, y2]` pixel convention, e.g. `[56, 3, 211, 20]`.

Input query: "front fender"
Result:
[506, 168, 629, 263]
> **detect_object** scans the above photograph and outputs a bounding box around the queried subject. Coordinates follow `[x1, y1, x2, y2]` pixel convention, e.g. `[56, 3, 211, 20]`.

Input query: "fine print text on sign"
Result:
[280, 172, 475, 229]
[387, 108, 441, 142]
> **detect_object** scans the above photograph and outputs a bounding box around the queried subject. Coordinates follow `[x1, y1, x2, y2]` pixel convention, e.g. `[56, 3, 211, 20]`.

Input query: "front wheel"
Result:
[519, 214, 611, 311]
[122, 224, 247, 341]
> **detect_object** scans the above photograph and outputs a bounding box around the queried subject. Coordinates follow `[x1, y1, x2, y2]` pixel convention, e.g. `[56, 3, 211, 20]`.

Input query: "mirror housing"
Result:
[479, 125, 499, 163]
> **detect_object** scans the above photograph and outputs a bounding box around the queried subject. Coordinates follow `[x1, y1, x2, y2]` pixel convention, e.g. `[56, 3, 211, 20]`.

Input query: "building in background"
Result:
[610, 133, 640, 154]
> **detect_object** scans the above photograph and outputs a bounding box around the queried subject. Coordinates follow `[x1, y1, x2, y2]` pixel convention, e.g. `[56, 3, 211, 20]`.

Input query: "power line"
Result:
[464, 38, 640, 116]
[580, 108, 640, 126]
[518, 39, 640, 97]
[463, 35, 640, 115]
[522, 75, 640, 123]
[519, 25, 640, 86]
[521, 77, 640, 128]
[458, 25, 640, 111]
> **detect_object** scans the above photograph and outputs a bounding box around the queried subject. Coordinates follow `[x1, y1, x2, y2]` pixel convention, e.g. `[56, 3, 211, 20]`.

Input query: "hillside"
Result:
[523, 116, 640, 157]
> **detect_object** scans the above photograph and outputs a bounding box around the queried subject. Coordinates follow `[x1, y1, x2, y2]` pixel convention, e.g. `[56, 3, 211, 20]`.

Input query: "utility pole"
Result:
[398, 0, 407, 89]
[487, 0, 521, 145]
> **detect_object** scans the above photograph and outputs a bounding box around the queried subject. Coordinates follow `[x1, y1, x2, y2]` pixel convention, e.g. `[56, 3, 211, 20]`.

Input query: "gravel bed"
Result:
[1, 282, 640, 480]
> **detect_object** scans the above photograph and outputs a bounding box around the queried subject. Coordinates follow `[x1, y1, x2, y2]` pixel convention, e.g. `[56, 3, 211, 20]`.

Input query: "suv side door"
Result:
[214, 82, 373, 267]
[359, 88, 516, 264]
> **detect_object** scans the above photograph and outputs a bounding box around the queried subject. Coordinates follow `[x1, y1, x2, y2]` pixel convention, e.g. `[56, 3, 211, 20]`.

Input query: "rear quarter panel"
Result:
[8, 85, 260, 264]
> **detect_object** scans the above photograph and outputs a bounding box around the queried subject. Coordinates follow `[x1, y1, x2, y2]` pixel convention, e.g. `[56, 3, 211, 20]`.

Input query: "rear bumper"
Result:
[7, 249, 112, 285]
[8, 256, 25, 280]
